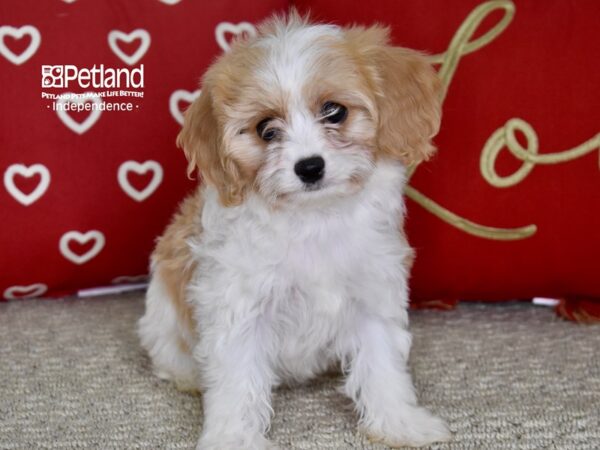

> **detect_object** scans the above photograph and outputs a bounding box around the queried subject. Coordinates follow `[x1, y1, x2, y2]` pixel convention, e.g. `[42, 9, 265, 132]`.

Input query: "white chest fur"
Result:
[189, 160, 410, 380]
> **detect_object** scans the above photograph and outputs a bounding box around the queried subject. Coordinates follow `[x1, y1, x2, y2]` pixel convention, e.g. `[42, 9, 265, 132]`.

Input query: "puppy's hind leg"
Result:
[138, 266, 200, 392]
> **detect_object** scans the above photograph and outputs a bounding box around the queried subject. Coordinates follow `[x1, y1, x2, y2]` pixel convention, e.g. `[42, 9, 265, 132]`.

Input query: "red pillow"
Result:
[0, 0, 286, 299]
[293, 0, 600, 319]
[2, 0, 599, 322]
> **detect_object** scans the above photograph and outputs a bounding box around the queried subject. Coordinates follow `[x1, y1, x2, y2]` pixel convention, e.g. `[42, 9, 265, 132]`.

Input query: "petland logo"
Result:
[41, 64, 145, 112]
[41, 64, 144, 89]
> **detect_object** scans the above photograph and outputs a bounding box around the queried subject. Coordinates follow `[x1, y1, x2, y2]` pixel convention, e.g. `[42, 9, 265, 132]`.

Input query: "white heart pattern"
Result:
[169, 89, 201, 126]
[118, 160, 163, 202]
[55, 92, 103, 134]
[4, 283, 48, 300]
[108, 29, 151, 66]
[0, 25, 41, 65]
[4, 163, 51, 206]
[215, 22, 256, 52]
[59, 230, 105, 265]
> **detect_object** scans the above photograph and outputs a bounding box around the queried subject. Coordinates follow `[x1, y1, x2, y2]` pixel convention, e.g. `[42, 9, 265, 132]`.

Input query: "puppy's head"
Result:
[178, 13, 441, 207]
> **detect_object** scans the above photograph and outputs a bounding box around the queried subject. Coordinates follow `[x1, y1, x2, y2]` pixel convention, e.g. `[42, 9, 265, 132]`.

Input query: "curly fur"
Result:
[139, 12, 449, 450]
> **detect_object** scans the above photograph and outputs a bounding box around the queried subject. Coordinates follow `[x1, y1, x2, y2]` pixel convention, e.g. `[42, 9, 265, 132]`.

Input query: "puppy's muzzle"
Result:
[294, 156, 325, 184]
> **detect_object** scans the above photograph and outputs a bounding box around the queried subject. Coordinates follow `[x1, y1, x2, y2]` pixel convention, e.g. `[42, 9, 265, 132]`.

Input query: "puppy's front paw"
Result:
[196, 432, 278, 450]
[361, 405, 451, 448]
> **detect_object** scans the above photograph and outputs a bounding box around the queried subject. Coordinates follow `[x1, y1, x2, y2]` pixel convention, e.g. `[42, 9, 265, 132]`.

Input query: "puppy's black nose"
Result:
[294, 156, 325, 184]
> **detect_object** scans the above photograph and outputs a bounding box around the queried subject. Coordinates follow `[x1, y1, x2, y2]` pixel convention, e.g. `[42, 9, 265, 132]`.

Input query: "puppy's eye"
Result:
[256, 118, 278, 142]
[321, 102, 347, 124]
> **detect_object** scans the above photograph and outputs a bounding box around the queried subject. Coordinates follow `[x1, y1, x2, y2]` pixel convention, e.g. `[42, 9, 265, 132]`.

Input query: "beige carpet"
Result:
[1, 294, 598, 449]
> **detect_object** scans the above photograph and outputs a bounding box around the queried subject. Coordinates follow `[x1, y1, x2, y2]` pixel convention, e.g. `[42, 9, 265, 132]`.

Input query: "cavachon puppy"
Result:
[139, 11, 450, 450]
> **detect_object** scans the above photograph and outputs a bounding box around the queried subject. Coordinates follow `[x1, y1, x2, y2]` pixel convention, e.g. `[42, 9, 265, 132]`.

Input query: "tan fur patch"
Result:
[152, 188, 204, 344]
[343, 26, 443, 166]
[177, 41, 268, 207]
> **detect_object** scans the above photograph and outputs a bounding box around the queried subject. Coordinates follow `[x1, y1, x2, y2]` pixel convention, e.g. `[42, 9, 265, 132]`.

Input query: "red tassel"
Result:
[555, 298, 600, 323]
[410, 298, 459, 311]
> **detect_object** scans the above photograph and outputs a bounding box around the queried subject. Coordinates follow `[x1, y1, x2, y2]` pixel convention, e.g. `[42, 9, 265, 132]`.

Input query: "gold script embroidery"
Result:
[406, 0, 598, 240]
[480, 118, 600, 188]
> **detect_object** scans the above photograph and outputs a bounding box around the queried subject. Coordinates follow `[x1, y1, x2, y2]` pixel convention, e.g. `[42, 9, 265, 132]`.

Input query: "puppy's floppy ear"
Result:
[176, 89, 246, 206]
[346, 26, 442, 166]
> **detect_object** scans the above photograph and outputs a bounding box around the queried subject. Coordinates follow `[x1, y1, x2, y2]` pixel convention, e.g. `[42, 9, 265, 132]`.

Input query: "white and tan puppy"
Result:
[139, 12, 449, 450]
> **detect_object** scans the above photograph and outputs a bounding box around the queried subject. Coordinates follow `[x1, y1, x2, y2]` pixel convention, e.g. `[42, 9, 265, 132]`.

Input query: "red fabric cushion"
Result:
[294, 0, 600, 314]
[2, 0, 599, 322]
[0, 0, 286, 299]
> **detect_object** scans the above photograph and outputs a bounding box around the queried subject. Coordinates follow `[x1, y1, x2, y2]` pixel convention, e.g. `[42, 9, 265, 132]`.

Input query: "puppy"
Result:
[139, 12, 449, 450]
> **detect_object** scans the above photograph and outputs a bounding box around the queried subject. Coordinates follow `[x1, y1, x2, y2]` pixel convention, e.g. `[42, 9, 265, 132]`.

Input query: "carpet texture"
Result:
[0, 294, 598, 449]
